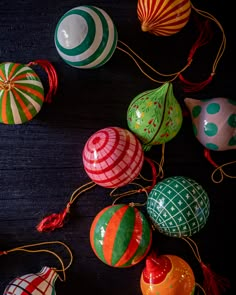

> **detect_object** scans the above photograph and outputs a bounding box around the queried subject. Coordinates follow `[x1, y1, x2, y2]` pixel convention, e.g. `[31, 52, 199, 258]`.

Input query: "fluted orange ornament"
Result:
[137, 0, 191, 36]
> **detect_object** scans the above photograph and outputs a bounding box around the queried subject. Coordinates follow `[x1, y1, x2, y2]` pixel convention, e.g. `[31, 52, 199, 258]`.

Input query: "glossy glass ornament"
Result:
[185, 97, 236, 151]
[137, 0, 191, 36]
[147, 176, 210, 237]
[54, 5, 118, 68]
[82, 126, 144, 188]
[140, 252, 195, 295]
[3, 267, 58, 295]
[127, 83, 183, 151]
[90, 204, 152, 267]
[0, 62, 44, 124]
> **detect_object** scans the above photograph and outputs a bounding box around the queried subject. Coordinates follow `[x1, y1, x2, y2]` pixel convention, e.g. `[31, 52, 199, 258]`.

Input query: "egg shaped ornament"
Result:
[140, 252, 195, 295]
[90, 204, 152, 267]
[127, 83, 183, 151]
[147, 176, 210, 237]
[54, 5, 118, 68]
[185, 97, 236, 151]
[3, 267, 58, 295]
[82, 126, 144, 188]
[0, 62, 44, 124]
[137, 0, 191, 36]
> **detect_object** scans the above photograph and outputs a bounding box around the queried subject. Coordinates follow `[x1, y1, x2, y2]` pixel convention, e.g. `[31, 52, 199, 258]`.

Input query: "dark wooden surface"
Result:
[0, 0, 235, 294]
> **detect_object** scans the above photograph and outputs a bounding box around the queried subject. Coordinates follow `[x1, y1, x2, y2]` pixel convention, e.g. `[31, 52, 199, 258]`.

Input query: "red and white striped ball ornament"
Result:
[3, 267, 58, 295]
[82, 126, 144, 188]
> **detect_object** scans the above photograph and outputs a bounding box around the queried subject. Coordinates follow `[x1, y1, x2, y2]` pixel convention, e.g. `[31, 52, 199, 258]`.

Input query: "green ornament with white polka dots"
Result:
[184, 97, 236, 151]
[146, 176, 210, 237]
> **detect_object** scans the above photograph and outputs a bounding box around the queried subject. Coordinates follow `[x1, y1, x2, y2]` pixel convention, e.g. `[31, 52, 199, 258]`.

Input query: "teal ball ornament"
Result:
[146, 176, 210, 237]
[54, 5, 118, 68]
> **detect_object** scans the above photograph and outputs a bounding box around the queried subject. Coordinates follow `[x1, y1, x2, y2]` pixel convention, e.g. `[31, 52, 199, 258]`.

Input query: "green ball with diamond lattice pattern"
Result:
[147, 176, 210, 237]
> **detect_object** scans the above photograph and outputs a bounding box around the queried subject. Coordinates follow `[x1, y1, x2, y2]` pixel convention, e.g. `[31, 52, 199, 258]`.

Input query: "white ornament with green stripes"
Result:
[54, 5, 118, 69]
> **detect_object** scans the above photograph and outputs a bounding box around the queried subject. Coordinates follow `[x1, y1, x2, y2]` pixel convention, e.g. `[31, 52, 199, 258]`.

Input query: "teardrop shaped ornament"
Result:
[127, 83, 183, 151]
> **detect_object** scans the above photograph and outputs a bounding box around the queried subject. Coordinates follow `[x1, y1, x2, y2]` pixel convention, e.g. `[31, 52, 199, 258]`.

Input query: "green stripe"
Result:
[16, 82, 44, 100]
[112, 206, 135, 265]
[0, 91, 14, 124]
[14, 88, 39, 118]
[13, 92, 30, 123]
[122, 212, 151, 267]
[93, 27, 118, 68]
[7, 62, 20, 79]
[55, 9, 95, 56]
[14, 68, 42, 82]
[93, 204, 123, 263]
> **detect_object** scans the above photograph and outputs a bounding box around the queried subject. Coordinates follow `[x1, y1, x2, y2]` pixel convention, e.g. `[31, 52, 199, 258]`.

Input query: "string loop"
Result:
[36, 181, 96, 232]
[2, 241, 73, 282]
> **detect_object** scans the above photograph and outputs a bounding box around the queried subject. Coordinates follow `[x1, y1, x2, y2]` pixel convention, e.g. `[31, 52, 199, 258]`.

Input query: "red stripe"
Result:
[84, 136, 143, 187]
[12, 72, 38, 82]
[8, 63, 21, 80]
[83, 127, 122, 165]
[12, 89, 34, 121]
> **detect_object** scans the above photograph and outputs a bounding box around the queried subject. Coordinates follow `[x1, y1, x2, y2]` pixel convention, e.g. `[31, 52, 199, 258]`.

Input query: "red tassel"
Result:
[37, 202, 71, 232]
[27, 59, 58, 103]
[179, 18, 215, 92]
[204, 148, 218, 168]
[200, 262, 230, 295]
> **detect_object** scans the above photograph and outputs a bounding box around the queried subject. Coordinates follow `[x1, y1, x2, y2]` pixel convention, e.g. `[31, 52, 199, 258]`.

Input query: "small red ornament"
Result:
[82, 126, 144, 188]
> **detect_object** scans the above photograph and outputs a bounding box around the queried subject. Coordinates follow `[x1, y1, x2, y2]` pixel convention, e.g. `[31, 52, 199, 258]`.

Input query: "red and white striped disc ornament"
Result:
[3, 267, 58, 295]
[82, 126, 144, 188]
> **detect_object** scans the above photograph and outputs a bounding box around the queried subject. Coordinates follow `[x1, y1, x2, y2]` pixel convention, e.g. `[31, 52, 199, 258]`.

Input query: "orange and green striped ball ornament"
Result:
[0, 62, 44, 124]
[90, 204, 152, 267]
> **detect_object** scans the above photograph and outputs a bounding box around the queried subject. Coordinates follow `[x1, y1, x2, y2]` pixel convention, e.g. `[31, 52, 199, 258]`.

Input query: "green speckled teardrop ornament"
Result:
[146, 176, 210, 237]
[127, 83, 183, 151]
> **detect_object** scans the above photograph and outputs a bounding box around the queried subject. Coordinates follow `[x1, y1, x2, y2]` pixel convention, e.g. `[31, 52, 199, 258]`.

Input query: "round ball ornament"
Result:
[127, 83, 183, 151]
[3, 267, 58, 295]
[82, 126, 144, 188]
[147, 176, 210, 237]
[137, 0, 191, 36]
[184, 97, 236, 151]
[140, 252, 195, 295]
[0, 62, 44, 124]
[90, 204, 152, 267]
[54, 5, 118, 68]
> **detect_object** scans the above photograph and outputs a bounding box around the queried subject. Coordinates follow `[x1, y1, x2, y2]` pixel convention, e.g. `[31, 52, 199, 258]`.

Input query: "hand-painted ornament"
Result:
[147, 176, 210, 237]
[140, 252, 195, 295]
[82, 126, 144, 188]
[127, 83, 183, 151]
[185, 97, 236, 151]
[54, 5, 118, 68]
[90, 204, 152, 267]
[3, 266, 58, 295]
[137, 0, 191, 36]
[0, 62, 44, 124]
